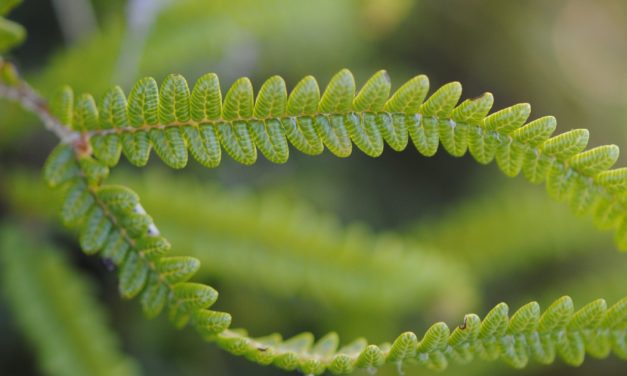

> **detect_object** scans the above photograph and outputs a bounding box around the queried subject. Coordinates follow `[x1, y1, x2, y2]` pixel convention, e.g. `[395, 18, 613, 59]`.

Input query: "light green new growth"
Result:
[29, 69, 626, 374]
[52, 70, 627, 250]
[0, 225, 139, 376]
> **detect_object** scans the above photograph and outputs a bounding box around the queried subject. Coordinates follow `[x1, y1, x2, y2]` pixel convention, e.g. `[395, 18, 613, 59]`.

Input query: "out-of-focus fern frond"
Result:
[1, 170, 478, 316]
[412, 183, 612, 279]
[110, 170, 478, 314]
[0, 224, 140, 376]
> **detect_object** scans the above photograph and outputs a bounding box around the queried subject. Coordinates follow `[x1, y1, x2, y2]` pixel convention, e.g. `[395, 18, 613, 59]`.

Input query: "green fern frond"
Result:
[39, 131, 627, 374]
[52, 70, 627, 250]
[0, 224, 140, 376]
[33, 68, 627, 374]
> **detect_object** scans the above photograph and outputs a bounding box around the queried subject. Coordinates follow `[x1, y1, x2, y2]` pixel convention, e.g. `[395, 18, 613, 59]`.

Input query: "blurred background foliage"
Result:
[0, 0, 626, 375]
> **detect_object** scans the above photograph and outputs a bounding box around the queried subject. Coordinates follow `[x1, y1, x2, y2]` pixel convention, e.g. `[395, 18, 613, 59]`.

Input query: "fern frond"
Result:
[39, 136, 627, 374]
[53, 70, 626, 250]
[0, 224, 140, 376]
[32, 67, 627, 373]
[43, 143, 232, 333]
[211, 296, 626, 374]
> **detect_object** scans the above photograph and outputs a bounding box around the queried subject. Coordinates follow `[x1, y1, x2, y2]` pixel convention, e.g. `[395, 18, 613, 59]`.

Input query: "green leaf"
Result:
[101, 230, 130, 266]
[121, 131, 151, 166]
[148, 127, 188, 169]
[222, 77, 254, 121]
[420, 81, 462, 118]
[353, 70, 391, 112]
[468, 126, 497, 164]
[595, 168, 627, 192]
[43, 144, 79, 187]
[99, 86, 129, 128]
[140, 272, 168, 319]
[569, 299, 606, 330]
[522, 149, 553, 184]
[91, 134, 122, 167]
[542, 129, 589, 159]
[159, 73, 191, 124]
[157, 256, 200, 284]
[417, 322, 450, 353]
[73, 93, 99, 131]
[508, 302, 540, 334]
[136, 236, 171, 259]
[50, 86, 74, 128]
[218, 121, 257, 164]
[60, 180, 93, 225]
[190, 72, 222, 121]
[79, 206, 112, 254]
[287, 75, 320, 116]
[182, 125, 221, 168]
[78, 156, 109, 185]
[378, 113, 408, 151]
[319, 69, 355, 113]
[193, 310, 231, 337]
[546, 163, 576, 200]
[495, 138, 525, 177]
[538, 296, 574, 332]
[386, 331, 417, 362]
[408, 115, 439, 156]
[482, 103, 531, 134]
[119, 211, 153, 238]
[96, 185, 139, 214]
[355, 345, 385, 369]
[169, 283, 219, 327]
[254, 75, 287, 118]
[439, 120, 468, 157]
[247, 119, 289, 163]
[451, 92, 494, 124]
[512, 116, 556, 146]
[479, 302, 509, 339]
[384, 75, 429, 114]
[118, 251, 149, 299]
[281, 116, 323, 155]
[345, 112, 383, 157]
[314, 115, 352, 157]
[127, 77, 159, 127]
[569, 145, 619, 175]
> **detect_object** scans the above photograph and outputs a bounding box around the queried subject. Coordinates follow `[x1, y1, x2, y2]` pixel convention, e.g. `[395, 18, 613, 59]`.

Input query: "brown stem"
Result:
[0, 63, 79, 143]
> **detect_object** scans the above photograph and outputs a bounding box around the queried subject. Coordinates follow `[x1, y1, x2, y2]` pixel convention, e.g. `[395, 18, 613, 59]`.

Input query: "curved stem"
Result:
[0, 63, 79, 143]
